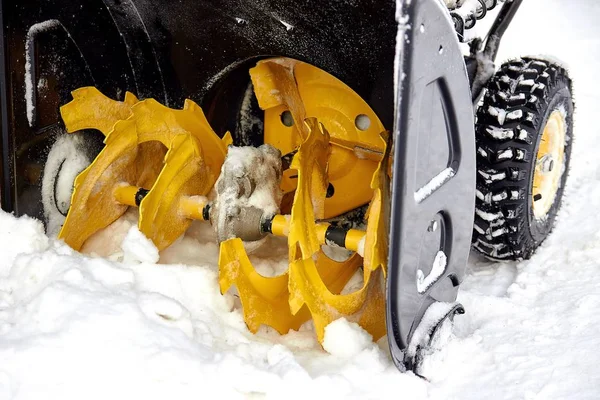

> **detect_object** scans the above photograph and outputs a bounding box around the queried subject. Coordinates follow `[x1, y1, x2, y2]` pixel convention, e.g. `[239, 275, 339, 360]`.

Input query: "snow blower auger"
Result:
[57, 57, 389, 342]
[0, 0, 574, 374]
[57, 86, 232, 251]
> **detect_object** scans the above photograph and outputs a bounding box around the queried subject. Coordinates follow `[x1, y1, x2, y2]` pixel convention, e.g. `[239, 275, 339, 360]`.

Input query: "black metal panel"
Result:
[0, 0, 10, 211]
[0, 0, 397, 217]
[129, 0, 397, 129]
[387, 0, 476, 368]
[0, 0, 141, 217]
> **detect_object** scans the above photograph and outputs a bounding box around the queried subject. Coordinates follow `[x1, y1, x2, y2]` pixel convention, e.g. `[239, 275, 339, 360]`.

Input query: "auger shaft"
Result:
[113, 185, 366, 253]
[263, 215, 365, 254]
[113, 185, 210, 220]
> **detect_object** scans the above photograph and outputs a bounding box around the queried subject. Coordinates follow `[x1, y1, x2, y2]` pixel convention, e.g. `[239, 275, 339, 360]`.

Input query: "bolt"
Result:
[540, 155, 555, 173]
[428, 220, 439, 232]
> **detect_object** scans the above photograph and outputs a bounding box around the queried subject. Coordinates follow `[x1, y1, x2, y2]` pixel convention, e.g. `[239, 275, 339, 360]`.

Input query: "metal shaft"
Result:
[113, 185, 366, 254]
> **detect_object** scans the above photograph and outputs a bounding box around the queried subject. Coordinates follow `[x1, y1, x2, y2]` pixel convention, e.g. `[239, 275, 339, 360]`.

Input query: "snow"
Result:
[25, 20, 61, 127]
[414, 167, 456, 203]
[0, 211, 425, 399]
[405, 301, 458, 364]
[2, 1, 600, 399]
[41, 133, 92, 236]
[416, 251, 447, 294]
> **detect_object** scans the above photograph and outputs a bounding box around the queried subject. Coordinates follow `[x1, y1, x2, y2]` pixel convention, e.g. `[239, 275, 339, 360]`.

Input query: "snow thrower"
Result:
[0, 0, 574, 373]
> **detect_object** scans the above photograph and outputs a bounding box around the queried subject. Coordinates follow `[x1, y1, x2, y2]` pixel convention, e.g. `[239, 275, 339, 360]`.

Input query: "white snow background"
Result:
[2, 0, 600, 398]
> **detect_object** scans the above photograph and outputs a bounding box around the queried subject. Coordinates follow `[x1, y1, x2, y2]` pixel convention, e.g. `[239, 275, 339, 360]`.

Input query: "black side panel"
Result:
[0, 0, 172, 218]
[386, 0, 475, 367]
[0, 0, 150, 217]
[129, 0, 397, 130]
[1, 0, 398, 218]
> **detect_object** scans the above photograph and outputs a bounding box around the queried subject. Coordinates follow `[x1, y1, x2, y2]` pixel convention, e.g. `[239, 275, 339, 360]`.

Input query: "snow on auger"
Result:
[0, 0, 574, 374]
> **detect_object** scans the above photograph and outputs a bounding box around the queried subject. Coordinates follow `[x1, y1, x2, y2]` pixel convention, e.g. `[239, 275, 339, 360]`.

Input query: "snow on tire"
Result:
[472, 58, 574, 260]
[42, 132, 93, 236]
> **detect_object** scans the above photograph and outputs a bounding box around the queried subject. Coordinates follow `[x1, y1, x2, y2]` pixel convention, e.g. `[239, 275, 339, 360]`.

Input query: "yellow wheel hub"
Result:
[532, 110, 567, 220]
[58, 57, 389, 344]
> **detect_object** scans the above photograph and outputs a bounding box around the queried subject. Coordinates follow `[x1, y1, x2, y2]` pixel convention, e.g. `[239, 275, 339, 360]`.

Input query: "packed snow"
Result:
[2, 0, 600, 399]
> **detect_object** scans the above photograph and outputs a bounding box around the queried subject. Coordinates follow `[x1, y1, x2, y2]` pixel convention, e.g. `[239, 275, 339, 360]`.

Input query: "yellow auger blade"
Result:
[130, 99, 230, 250]
[287, 131, 391, 342]
[218, 119, 360, 337]
[59, 118, 138, 250]
[218, 238, 310, 334]
[139, 134, 210, 250]
[250, 58, 309, 142]
[59, 88, 230, 251]
[363, 131, 392, 278]
[60, 86, 138, 136]
[132, 99, 232, 180]
[287, 118, 331, 261]
[288, 254, 384, 342]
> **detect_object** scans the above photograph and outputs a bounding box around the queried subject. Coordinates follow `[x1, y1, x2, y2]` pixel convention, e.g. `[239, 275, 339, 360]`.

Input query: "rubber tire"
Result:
[472, 58, 574, 261]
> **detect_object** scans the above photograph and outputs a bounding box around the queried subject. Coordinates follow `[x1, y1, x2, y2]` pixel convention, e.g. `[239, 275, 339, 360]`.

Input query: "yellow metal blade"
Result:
[138, 134, 212, 250]
[363, 131, 391, 278]
[59, 88, 230, 251]
[218, 238, 309, 334]
[60, 86, 138, 136]
[250, 58, 309, 141]
[288, 253, 385, 342]
[288, 118, 331, 261]
[132, 98, 231, 181]
[131, 99, 229, 250]
[286, 130, 391, 343]
[135, 141, 167, 189]
[58, 119, 138, 250]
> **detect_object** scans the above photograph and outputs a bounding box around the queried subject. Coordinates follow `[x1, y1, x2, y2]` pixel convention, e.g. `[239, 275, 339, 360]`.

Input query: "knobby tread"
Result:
[472, 57, 574, 260]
